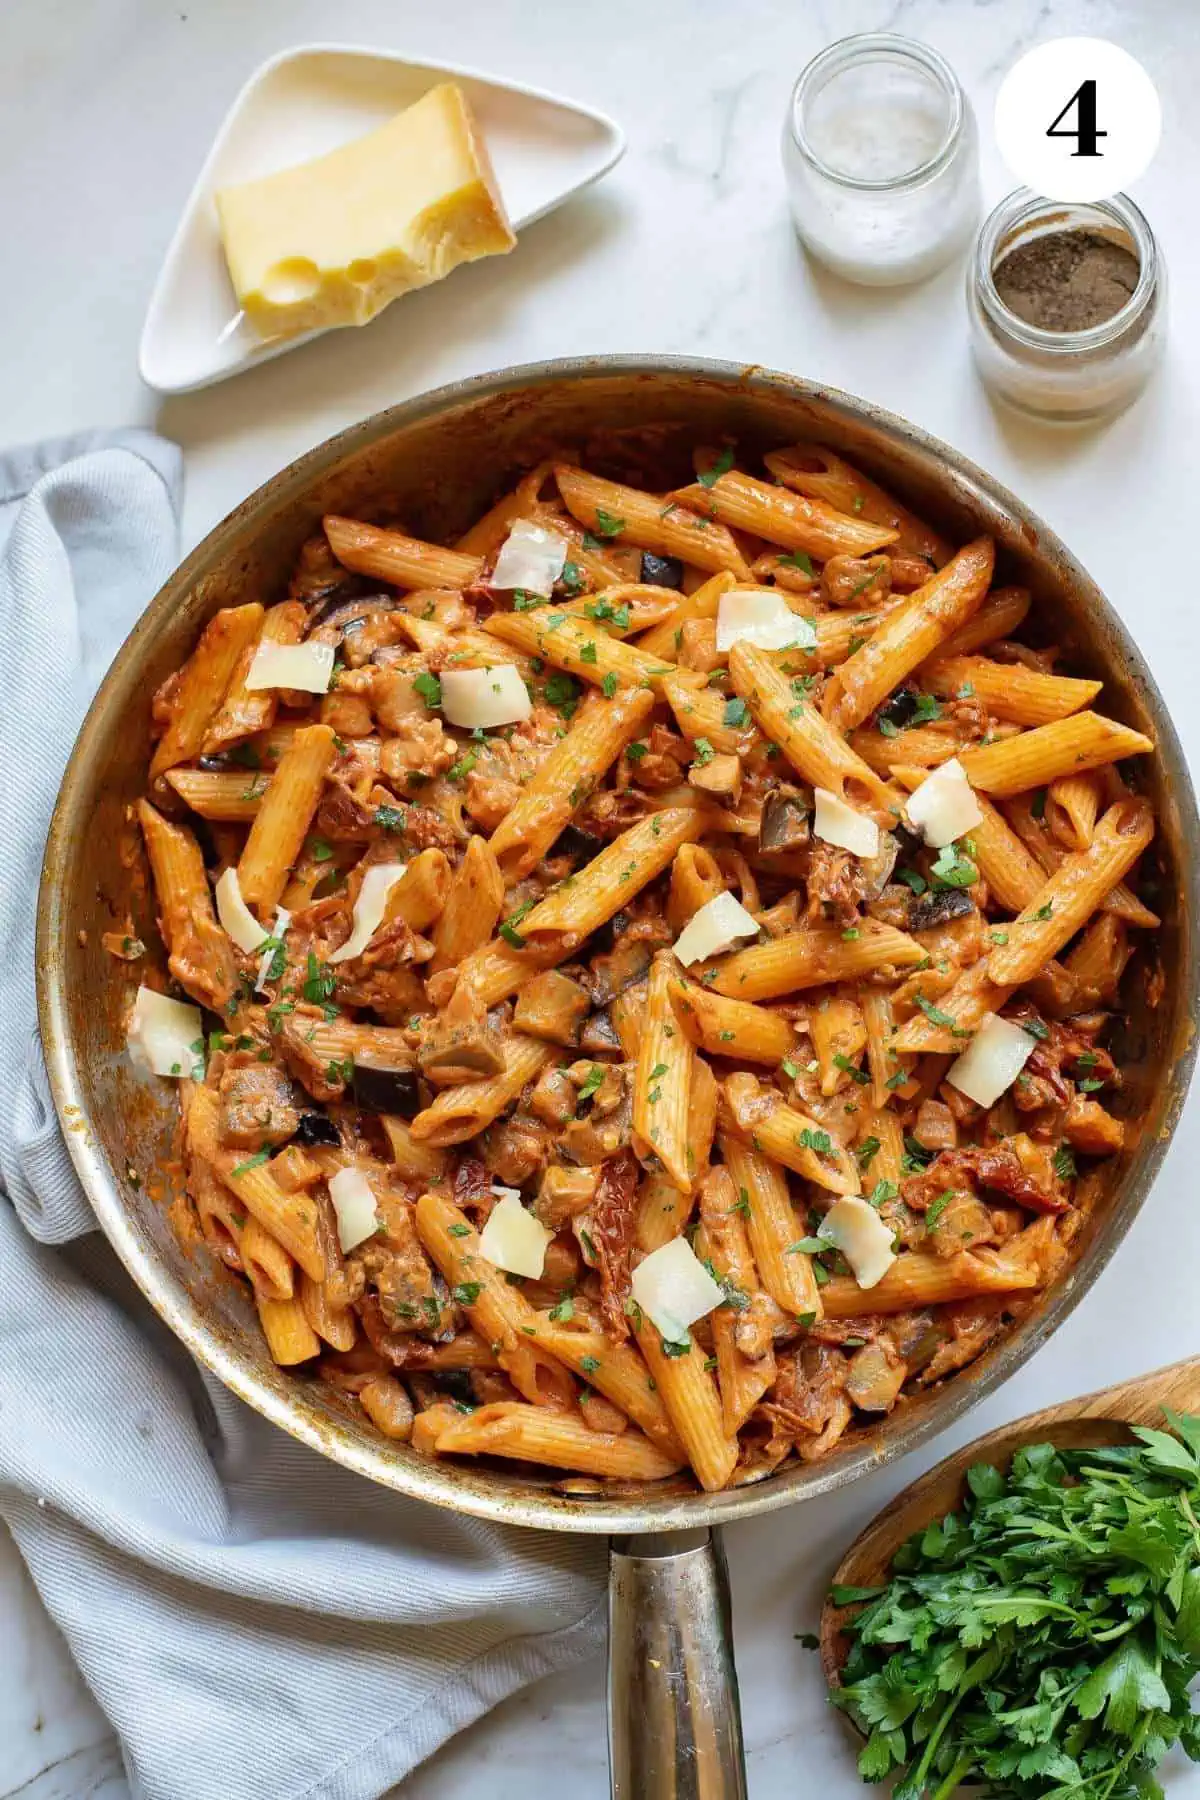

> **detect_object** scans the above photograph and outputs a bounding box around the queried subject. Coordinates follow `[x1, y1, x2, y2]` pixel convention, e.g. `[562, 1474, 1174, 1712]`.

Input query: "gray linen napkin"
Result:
[0, 432, 606, 1800]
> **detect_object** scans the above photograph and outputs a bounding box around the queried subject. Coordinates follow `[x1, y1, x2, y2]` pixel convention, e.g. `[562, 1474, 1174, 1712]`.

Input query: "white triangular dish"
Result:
[138, 44, 626, 395]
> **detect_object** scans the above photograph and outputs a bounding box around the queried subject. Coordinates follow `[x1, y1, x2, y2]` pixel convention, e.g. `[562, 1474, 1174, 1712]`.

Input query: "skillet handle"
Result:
[607, 1527, 747, 1800]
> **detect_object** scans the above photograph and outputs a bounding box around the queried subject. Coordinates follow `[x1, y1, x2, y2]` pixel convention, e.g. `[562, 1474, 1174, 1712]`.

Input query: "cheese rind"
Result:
[216, 82, 516, 338]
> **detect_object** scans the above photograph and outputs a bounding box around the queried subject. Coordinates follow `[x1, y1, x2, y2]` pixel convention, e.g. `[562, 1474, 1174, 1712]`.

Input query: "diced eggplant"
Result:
[430, 1370, 476, 1406]
[584, 908, 631, 959]
[758, 786, 810, 854]
[908, 887, 974, 931]
[351, 1063, 421, 1117]
[294, 1112, 341, 1147]
[552, 824, 605, 867]
[579, 1009, 623, 1055]
[308, 591, 395, 634]
[875, 686, 919, 732]
[587, 936, 654, 1004]
[844, 1341, 907, 1413]
[640, 551, 684, 589]
[861, 830, 900, 900]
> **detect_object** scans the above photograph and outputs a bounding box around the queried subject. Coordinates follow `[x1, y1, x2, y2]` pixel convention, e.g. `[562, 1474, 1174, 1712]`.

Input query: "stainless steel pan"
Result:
[37, 358, 1199, 1796]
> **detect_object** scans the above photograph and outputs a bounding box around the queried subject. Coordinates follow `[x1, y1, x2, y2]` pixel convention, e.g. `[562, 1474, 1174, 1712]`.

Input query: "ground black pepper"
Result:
[992, 229, 1140, 333]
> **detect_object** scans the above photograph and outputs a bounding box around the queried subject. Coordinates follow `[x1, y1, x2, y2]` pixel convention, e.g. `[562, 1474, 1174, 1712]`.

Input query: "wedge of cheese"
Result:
[216, 82, 516, 338]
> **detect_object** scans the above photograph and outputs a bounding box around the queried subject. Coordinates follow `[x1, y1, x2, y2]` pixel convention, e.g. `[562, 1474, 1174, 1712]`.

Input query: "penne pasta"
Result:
[670, 974, 796, 1066]
[822, 537, 995, 734]
[958, 711, 1154, 795]
[707, 919, 926, 1001]
[555, 463, 750, 578]
[630, 1312, 739, 1492]
[414, 1192, 573, 1408]
[986, 798, 1155, 987]
[722, 1071, 861, 1195]
[237, 724, 336, 915]
[324, 514, 483, 591]
[525, 1315, 685, 1459]
[483, 604, 675, 697]
[410, 1034, 555, 1147]
[763, 443, 952, 564]
[137, 800, 238, 1010]
[922, 655, 1102, 725]
[256, 1294, 321, 1365]
[675, 464, 898, 560]
[429, 838, 502, 972]
[632, 953, 695, 1193]
[717, 1134, 823, 1323]
[516, 808, 705, 956]
[488, 684, 655, 879]
[727, 640, 893, 807]
[150, 602, 265, 778]
[822, 1250, 1039, 1317]
[431, 1401, 684, 1481]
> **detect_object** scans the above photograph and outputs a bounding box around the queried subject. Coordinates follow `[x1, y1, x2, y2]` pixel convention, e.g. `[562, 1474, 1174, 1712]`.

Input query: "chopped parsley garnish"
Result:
[544, 671, 581, 719]
[374, 803, 405, 832]
[585, 507, 625, 541]
[548, 1294, 575, 1323]
[913, 993, 956, 1028]
[626, 740, 648, 762]
[303, 952, 336, 1005]
[413, 670, 442, 708]
[698, 446, 735, 488]
[896, 866, 927, 895]
[1054, 1144, 1077, 1180]
[924, 1188, 956, 1227]
[448, 1223, 471, 1237]
[231, 1150, 269, 1177]
[602, 671, 619, 699]
[836, 1055, 870, 1086]
[579, 640, 598, 664]
[498, 897, 537, 950]
[1033, 900, 1055, 920]
[868, 1179, 899, 1207]
[693, 736, 715, 765]
[796, 1127, 833, 1155]
[723, 697, 749, 728]
[1022, 1017, 1050, 1040]
[577, 1064, 606, 1102]
[930, 842, 978, 889]
[452, 1283, 482, 1306]
[777, 549, 814, 575]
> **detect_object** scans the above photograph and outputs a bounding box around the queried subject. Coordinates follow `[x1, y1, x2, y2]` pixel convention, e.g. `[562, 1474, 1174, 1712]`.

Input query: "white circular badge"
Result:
[994, 38, 1161, 202]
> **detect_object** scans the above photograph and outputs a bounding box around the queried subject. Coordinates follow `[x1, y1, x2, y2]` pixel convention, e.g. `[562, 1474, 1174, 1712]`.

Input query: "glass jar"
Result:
[782, 33, 980, 286]
[968, 190, 1166, 423]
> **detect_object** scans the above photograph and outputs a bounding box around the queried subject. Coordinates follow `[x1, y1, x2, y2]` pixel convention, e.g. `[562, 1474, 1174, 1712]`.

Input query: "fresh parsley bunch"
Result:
[832, 1413, 1200, 1799]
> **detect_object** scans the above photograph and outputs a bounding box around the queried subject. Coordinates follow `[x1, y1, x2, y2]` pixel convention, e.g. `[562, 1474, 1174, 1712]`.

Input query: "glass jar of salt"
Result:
[782, 34, 980, 285]
[968, 190, 1166, 422]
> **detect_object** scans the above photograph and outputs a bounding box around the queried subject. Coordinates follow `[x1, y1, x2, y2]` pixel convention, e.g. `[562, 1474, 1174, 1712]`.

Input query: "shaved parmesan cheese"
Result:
[905, 757, 983, 848]
[255, 906, 290, 992]
[439, 664, 532, 729]
[813, 788, 880, 859]
[479, 1188, 553, 1279]
[818, 1196, 897, 1289]
[126, 987, 203, 1079]
[715, 589, 817, 653]
[489, 519, 569, 596]
[631, 1238, 725, 1344]
[328, 862, 407, 964]
[244, 639, 335, 693]
[673, 889, 760, 966]
[215, 866, 272, 954]
[328, 1168, 379, 1253]
[948, 1012, 1036, 1108]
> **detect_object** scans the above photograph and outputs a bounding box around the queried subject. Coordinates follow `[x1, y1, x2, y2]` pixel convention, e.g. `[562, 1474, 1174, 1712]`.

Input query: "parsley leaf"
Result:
[697, 446, 735, 487]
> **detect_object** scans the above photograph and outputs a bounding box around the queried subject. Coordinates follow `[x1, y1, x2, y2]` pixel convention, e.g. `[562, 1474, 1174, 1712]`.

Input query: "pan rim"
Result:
[36, 352, 1200, 1533]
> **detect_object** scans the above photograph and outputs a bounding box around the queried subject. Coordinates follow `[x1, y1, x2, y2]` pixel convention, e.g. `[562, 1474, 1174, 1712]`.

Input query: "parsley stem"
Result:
[928, 1752, 972, 1800]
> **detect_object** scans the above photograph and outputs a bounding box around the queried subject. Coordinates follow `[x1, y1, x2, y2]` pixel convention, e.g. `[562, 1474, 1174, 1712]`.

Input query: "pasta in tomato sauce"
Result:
[124, 439, 1158, 1493]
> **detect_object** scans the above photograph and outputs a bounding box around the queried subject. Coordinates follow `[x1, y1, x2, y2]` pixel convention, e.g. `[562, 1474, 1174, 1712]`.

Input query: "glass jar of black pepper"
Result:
[967, 189, 1166, 423]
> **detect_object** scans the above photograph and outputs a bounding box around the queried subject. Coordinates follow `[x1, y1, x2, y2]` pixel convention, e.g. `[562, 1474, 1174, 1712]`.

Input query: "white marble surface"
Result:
[3, 0, 1200, 1794]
